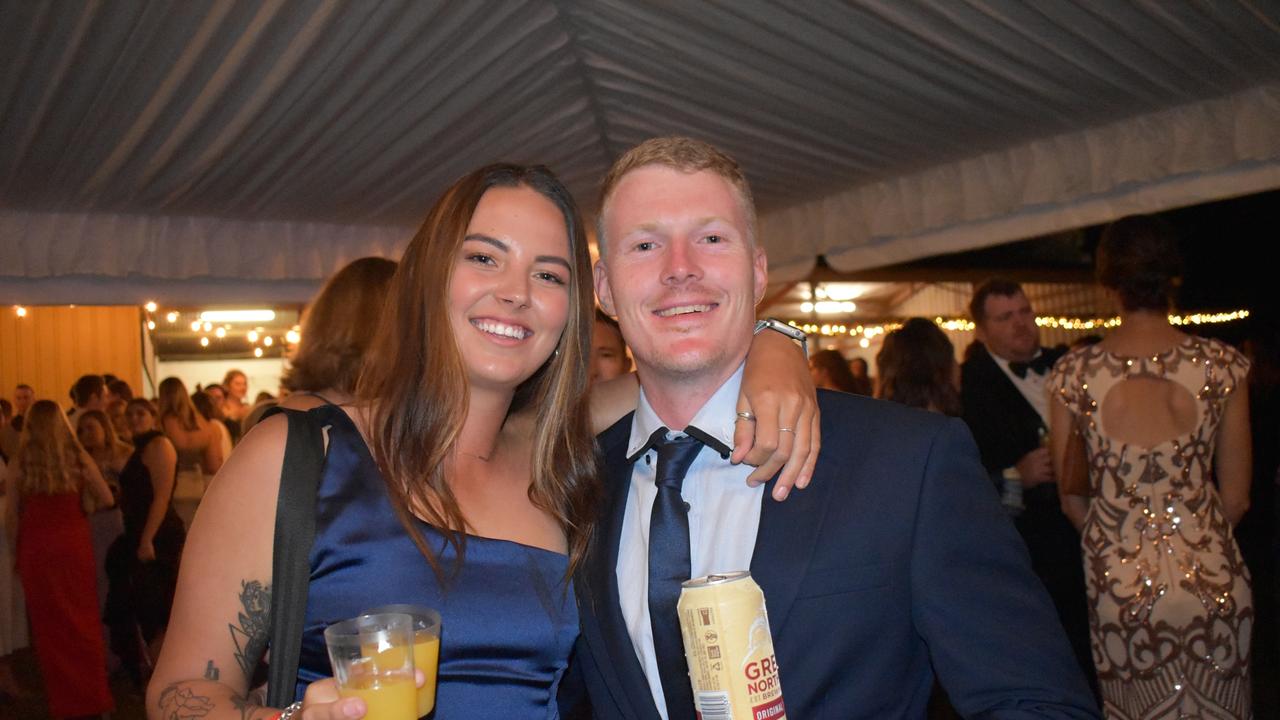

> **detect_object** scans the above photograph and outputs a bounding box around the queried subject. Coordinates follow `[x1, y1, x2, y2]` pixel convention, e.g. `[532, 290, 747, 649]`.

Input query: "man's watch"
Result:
[754, 318, 808, 357]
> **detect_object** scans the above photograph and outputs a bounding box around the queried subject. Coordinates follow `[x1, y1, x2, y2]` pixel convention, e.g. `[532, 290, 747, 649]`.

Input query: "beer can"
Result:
[677, 571, 786, 720]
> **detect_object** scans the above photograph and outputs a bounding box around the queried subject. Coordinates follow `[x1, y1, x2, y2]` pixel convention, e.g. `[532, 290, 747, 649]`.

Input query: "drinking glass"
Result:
[366, 604, 442, 717]
[324, 612, 417, 720]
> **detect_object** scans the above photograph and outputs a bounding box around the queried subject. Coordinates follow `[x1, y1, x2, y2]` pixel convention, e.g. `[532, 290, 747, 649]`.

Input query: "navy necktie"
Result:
[648, 433, 704, 720]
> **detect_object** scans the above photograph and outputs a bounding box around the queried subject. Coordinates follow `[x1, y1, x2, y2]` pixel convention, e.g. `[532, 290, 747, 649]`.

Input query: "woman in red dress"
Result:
[3, 400, 115, 717]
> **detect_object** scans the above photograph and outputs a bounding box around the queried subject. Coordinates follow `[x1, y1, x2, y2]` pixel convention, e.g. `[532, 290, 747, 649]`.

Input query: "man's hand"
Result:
[1015, 447, 1055, 487]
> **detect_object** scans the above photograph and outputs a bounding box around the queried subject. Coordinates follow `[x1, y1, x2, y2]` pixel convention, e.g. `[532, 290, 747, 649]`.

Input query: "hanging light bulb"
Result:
[144, 301, 158, 313]
[200, 337, 210, 347]
[263, 336, 274, 347]
[254, 347, 264, 358]
[166, 311, 179, 323]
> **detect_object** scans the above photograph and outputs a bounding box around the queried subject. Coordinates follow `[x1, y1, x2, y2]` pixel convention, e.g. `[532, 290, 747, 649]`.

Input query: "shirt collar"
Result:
[626, 363, 743, 462]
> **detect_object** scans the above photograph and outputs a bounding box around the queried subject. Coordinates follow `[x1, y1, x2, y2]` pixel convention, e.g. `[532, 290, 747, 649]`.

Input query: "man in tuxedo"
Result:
[575, 137, 1098, 719]
[960, 280, 1096, 695]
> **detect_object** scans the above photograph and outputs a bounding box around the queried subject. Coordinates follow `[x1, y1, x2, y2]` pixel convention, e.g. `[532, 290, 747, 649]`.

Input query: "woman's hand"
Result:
[737, 329, 820, 500]
[137, 539, 157, 563]
[300, 669, 427, 720]
[301, 678, 366, 720]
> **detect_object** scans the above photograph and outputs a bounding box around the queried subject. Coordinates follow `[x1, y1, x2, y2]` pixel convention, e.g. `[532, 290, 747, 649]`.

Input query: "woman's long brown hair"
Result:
[357, 164, 598, 581]
[157, 377, 202, 431]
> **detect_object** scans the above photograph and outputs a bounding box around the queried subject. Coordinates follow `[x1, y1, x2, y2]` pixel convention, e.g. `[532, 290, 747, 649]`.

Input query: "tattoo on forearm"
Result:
[204, 659, 220, 681]
[158, 683, 214, 719]
[229, 579, 272, 678]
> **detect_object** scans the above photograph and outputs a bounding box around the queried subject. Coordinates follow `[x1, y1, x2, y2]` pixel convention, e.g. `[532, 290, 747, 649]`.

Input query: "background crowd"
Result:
[1, 219, 1276, 719]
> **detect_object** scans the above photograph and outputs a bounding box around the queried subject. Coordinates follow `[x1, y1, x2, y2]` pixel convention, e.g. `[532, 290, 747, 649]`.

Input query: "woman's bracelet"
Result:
[272, 700, 303, 720]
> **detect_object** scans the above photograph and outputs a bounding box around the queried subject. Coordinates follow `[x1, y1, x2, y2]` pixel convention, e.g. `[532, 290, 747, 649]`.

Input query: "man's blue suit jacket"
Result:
[573, 390, 1100, 719]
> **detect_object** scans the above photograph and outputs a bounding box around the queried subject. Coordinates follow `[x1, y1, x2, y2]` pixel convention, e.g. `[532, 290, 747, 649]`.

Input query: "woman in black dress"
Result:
[105, 398, 185, 685]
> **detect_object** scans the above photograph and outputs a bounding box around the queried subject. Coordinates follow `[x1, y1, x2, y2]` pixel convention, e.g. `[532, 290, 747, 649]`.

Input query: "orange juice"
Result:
[411, 631, 441, 716]
[339, 672, 416, 720]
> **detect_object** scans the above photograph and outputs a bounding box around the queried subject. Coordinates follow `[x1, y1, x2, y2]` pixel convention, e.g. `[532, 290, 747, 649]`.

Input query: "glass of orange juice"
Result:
[366, 604, 442, 717]
[324, 612, 417, 720]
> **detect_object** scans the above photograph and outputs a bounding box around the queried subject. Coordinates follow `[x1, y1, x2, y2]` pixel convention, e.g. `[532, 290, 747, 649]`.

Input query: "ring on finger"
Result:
[735, 411, 756, 422]
[778, 427, 795, 433]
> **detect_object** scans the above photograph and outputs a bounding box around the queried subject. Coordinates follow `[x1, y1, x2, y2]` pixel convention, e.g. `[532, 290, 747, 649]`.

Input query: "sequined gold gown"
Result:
[1049, 336, 1252, 720]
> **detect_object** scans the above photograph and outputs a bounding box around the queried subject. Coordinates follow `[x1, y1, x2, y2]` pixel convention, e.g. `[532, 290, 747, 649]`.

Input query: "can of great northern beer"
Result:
[677, 571, 786, 720]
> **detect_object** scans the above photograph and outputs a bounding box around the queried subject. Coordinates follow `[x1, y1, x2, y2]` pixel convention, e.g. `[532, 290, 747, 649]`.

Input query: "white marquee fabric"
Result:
[1, 1, 1278, 302]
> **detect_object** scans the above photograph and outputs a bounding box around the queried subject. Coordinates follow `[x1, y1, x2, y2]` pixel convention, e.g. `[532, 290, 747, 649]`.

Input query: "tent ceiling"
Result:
[2, 1, 1279, 303]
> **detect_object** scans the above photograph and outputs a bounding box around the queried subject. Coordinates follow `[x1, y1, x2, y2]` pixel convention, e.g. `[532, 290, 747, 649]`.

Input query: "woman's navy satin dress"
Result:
[293, 405, 579, 719]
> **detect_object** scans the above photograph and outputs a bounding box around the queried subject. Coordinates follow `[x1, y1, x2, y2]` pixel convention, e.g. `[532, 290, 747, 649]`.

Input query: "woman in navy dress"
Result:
[148, 164, 817, 720]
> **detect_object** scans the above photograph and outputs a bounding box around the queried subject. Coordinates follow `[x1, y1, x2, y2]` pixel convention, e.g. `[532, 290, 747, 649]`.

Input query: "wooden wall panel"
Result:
[0, 306, 144, 409]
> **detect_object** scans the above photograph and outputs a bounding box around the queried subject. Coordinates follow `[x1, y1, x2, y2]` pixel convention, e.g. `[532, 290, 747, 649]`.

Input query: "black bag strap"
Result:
[266, 407, 326, 707]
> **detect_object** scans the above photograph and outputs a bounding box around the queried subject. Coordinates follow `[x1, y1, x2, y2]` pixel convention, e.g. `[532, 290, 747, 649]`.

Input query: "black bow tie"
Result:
[1009, 354, 1053, 379]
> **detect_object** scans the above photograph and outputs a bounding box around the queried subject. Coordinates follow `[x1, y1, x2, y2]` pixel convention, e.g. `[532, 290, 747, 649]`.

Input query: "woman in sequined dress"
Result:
[1048, 215, 1253, 719]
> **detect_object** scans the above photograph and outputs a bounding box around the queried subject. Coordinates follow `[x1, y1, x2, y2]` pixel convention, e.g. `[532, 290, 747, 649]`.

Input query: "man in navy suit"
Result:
[574, 136, 1099, 719]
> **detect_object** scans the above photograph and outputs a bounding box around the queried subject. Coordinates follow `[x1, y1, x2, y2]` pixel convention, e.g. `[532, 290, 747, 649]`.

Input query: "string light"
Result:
[199, 337, 210, 347]
[247, 330, 259, 343]
[190, 320, 202, 332]
[214, 327, 227, 338]
[166, 311, 179, 323]
[1036, 316, 1122, 331]
[285, 328, 301, 344]
[147, 320, 156, 330]
[1170, 310, 1249, 326]
[263, 336, 274, 347]
[253, 347, 264, 358]
[144, 301, 157, 313]
[779, 308, 1250, 339]
[14, 306, 27, 318]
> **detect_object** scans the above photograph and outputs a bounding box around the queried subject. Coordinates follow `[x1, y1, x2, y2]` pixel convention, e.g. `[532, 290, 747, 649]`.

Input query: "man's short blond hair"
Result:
[596, 136, 757, 255]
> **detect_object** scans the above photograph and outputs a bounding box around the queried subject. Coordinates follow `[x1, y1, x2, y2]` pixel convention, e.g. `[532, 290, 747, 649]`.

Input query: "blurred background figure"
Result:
[0, 444, 28, 699]
[106, 379, 134, 405]
[588, 309, 632, 386]
[105, 397, 184, 688]
[1049, 214, 1253, 719]
[220, 369, 251, 432]
[69, 374, 108, 426]
[277, 256, 398, 412]
[4, 400, 115, 718]
[847, 356, 874, 396]
[10, 385, 34, 433]
[875, 318, 961, 416]
[76, 409, 131, 678]
[0, 400, 12, 462]
[156, 378, 223, 528]
[107, 397, 131, 439]
[191, 391, 234, 465]
[960, 279, 1094, 697]
[809, 348, 862, 394]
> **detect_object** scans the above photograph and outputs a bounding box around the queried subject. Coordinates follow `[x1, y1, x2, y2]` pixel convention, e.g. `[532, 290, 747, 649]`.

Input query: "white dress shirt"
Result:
[617, 363, 763, 719]
[990, 350, 1050, 427]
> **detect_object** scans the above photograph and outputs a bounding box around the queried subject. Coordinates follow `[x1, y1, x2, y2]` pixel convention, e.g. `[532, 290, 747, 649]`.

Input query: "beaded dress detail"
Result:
[1049, 336, 1252, 719]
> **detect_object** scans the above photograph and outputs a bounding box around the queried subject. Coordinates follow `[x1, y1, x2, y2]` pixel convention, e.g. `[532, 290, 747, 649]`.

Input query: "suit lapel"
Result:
[978, 346, 1042, 429]
[749, 454, 837, 635]
[581, 415, 663, 720]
